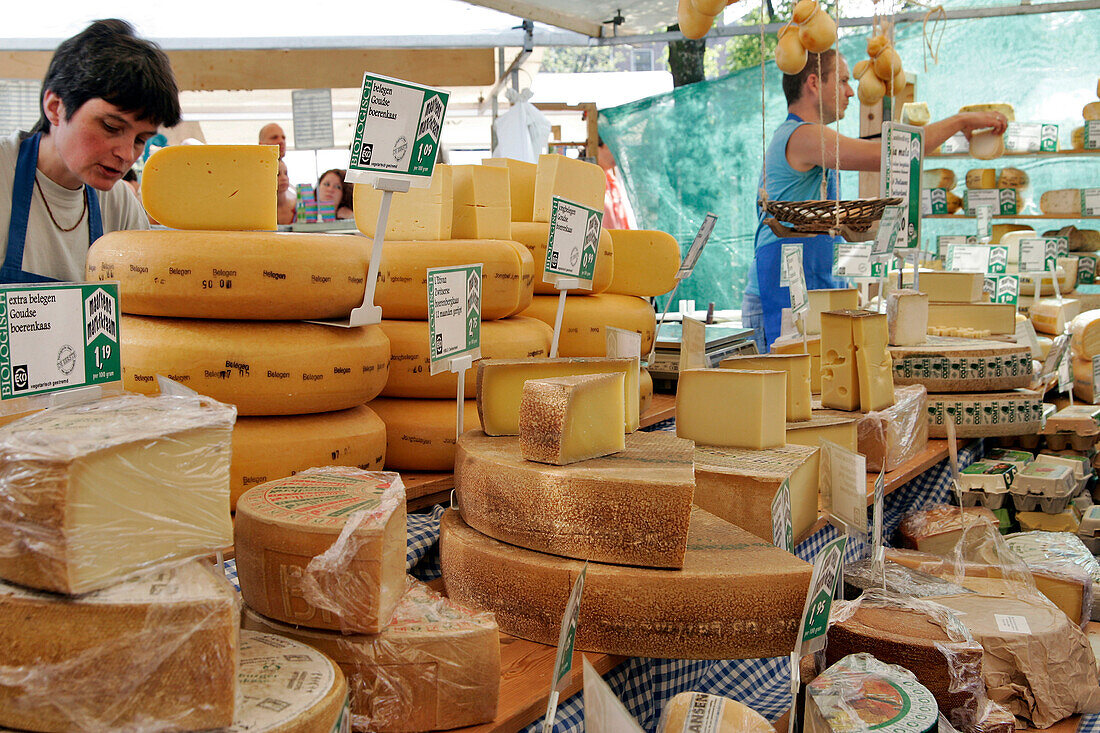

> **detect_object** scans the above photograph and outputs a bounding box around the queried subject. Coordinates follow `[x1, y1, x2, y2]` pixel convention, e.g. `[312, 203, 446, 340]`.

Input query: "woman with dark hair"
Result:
[316, 168, 354, 220]
[0, 19, 181, 283]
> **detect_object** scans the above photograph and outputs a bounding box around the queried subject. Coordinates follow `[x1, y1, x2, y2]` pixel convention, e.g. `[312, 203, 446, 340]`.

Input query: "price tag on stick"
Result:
[784, 244, 808, 316]
[543, 563, 587, 733]
[427, 264, 482, 436]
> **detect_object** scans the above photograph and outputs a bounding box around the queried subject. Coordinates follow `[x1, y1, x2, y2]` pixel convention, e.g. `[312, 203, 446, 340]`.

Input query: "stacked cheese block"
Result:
[354, 161, 550, 471]
[233, 467, 501, 731]
[442, 357, 813, 659]
[87, 145, 389, 509]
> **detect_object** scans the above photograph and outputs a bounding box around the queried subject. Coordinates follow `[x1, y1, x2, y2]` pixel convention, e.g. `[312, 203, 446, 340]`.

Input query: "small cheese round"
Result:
[797, 7, 837, 53]
[775, 28, 809, 75]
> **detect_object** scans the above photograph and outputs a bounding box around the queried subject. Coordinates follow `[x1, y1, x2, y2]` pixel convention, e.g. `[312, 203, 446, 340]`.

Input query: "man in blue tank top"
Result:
[742, 50, 1007, 352]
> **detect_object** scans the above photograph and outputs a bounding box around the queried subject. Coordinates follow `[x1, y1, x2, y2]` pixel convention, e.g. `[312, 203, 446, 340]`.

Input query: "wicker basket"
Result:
[762, 197, 902, 234]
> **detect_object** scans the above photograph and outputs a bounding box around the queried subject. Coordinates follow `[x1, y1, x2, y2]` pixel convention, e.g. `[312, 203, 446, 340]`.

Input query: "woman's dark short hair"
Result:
[782, 50, 838, 106]
[32, 19, 181, 134]
[317, 169, 353, 210]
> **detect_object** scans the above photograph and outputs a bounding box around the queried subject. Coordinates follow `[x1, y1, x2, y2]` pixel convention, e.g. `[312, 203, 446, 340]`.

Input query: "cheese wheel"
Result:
[380, 317, 552, 398]
[922, 168, 956, 190]
[440, 507, 812, 659]
[369, 397, 480, 471]
[965, 168, 997, 189]
[775, 26, 808, 75]
[958, 103, 1015, 121]
[519, 293, 656, 357]
[1071, 309, 1100, 359]
[230, 405, 387, 509]
[677, 0, 715, 39]
[122, 316, 390, 415]
[606, 229, 681, 297]
[889, 337, 1033, 392]
[373, 239, 533, 320]
[659, 693, 773, 733]
[511, 221, 614, 295]
[991, 223, 1032, 244]
[969, 130, 1005, 160]
[455, 430, 694, 568]
[86, 229, 369, 320]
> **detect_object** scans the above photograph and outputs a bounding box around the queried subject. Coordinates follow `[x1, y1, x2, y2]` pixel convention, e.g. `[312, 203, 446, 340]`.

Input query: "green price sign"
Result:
[544, 196, 602, 290]
[881, 123, 923, 249]
[427, 265, 482, 375]
[797, 535, 847, 655]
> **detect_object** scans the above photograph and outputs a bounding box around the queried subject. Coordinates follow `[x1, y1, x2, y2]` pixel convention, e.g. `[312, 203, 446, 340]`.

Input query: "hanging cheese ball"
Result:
[791, 0, 818, 23]
[852, 59, 871, 78]
[775, 24, 808, 74]
[795, 1, 837, 53]
[692, 0, 727, 16]
[873, 46, 903, 82]
[678, 0, 715, 39]
[856, 64, 886, 105]
[866, 35, 890, 58]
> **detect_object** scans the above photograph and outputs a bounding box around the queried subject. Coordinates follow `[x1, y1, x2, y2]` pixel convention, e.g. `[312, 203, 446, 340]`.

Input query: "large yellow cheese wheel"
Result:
[511, 221, 614, 295]
[122, 316, 390, 415]
[380, 316, 553, 398]
[369, 398, 481, 471]
[519, 294, 656, 357]
[607, 229, 681, 297]
[230, 405, 387, 509]
[86, 230, 369, 320]
[373, 239, 533, 320]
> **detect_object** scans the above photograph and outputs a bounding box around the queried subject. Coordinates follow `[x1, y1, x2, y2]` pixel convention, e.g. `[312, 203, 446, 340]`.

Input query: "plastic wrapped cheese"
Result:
[856, 384, 928, 472]
[807, 653, 940, 733]
[658, 692, 773, 733]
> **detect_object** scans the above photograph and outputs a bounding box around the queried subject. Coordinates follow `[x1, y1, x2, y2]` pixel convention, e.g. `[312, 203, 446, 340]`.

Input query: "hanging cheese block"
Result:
[793, 0, 836, 53]
[519, 293, 656, 356]
[775, 25, 808, 75]
[677, 0, 716, 39]
[888, 337, 1033, 392]
[511, 221, 614, 295]
[369, 398, 480, 471]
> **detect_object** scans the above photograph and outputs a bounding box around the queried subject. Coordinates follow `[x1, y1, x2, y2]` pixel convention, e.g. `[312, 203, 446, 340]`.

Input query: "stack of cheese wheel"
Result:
[354, 162, 551, 471]
[1070, 309, 1100, 401]
[86, 144, 390, 509]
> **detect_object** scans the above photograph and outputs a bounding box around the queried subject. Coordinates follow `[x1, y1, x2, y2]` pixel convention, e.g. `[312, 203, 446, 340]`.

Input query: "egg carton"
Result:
[1042, 404, 1100, 436]
[1043, 432, 1100, 451]
[1078, 504, 1100, 554]
[984, 447, 1034, 469]
[1009, 463, 1077, 513]
[960, 487, 1011, 510]
[958, 460, 1015, 510]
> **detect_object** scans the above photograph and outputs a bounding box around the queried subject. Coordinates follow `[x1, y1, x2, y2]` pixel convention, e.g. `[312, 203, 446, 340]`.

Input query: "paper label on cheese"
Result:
[994, 613, 1032, 634]
[891, 348, 1031, 382]
[232, 632, 342, 732]
[1085, 122, 1100, 151]
[675, 693, 726, 733]
[239, 471, 404, 529]
[927, 393, 1044, 428]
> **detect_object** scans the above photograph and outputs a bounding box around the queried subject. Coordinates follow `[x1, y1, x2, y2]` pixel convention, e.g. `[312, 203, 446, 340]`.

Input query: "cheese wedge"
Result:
[483, 158, 536, 221]
[718, 353, 812, 421]
[1031, 297, 1081, 335]
[354, 165, 453, 239]
[532, 154, 606, 222]
[676, 369, 786, 449]
[886, 289, 928, 346]
[519, 373, 626, 465]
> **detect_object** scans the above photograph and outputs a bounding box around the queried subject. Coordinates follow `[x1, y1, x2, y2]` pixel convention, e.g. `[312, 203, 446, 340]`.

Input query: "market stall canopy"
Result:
[459, 0, 679, 36]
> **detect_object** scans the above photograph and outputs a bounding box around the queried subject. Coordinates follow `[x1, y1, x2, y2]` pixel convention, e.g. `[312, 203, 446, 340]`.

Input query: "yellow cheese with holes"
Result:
[804, 288, 859, 335]
[483, 158, 536, 221]
[519, 373, 626, 465]
[927, 302, 1016, 334]
[141, 144, 277, 231]
[230, 405, 386, 510]
[477, 356, 639, 434]
[772, 335, 822, 392]
[532, 154, 606, 222]
[966, 168, 998, 189]
[820, 310, 860, 411]
[122, 316, 390, 415]
[676, 369, 785, 449]
[606, 229, 681, 296]
[719, 353, 812, 421]
[85, 230, 369, 320]
[511, 221, 614, 295]
[369, 398, 479, 471]
[659, 693, 774, 733]
[853, 311, 895, 412]
[354, 165, 453, 239]
[786, 412, 858, 453]
[519, 293, 655, 356]
[1031, 298, 1081, 335]
[373, 239, 533, 320]
[380, 317, 552, 399]
[916, 271, 986, 302]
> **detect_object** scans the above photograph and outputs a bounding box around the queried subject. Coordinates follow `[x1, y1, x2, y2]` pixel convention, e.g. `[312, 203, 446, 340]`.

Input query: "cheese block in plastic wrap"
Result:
[606, 229, 681, 297]
[898, 505, 1000, 557]
[1071, 309, 1100, 358]
[0, 394, 234, 594]
[230, 406, 387, 510]
[511, 221, 614, 295]
[518, 293, 656, 357]
[658, 692, 773, 733]
[856, 384, 928, 472]
[235, 468, 406, 634]
[1004, 530, 1100, 622]
[0, 561, 239, 732]
[242, 578, 500, 733]
[372, 239, 533, 320]
[807, 653, 940, 733]
[455, 430, 694, 568]
[888, 337, 1032, 392]
[842, 559, 973, 600]
[1041, 188, 1083, 216]
[86, 229, 370, 320]
[441, 507, 811, 659]
[368, 398, 479, 471]
[925, 389, 1043, 438]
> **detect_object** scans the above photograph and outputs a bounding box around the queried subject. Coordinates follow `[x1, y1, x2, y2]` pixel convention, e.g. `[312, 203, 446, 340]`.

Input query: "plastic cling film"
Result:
[0, 393, 235, 595]
[1003, 530, 1100, 626]
[807, 653, 939, 733]
[858, 384, 928, 472]
[656, 691, 773, 733]
[0, 561, 240, 732]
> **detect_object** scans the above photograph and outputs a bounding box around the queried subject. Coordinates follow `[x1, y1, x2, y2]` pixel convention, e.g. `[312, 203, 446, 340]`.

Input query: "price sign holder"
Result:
[879, 123, 923, 250]
[543, 563, 587, 733]
[784, 244, 810, 351]
[820, 440, 868, 534]
[1092, 356, 1100, 401]
[649, 214, 717, 364]
[1035, 333, 1070, 392]
[544, 196, 602, 357]
[1059, 349, 1074, 405]
[872, 466, 885, 571]
[679, 317, 707, 373]
[427, 264, 482, 436]
[549, 278, 580, 358]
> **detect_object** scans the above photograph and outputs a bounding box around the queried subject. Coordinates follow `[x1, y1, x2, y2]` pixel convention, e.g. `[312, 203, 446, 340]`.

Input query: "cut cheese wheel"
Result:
[991, 223, 1033, 244]
[1031, 297, 1081, 335]
[958, 103, 1015, 120]
[0, 561, 238, 732]
[927, 303, 1015, 335]
[511, 221, 614, 295]
[354, 165, 452, 240]
[658, 692, 773, 733]
[455, 430, 694, 568]
[121, 316, 390, 415]
[0, 394, 234, 595]
[997, 167, 1028, 189]
[373, 239, 534, 320]
[969, 131, 1004, 160]
[888, 337, 1033, 392]
[242, 580, 501, 732]
[1071, 309, 1100, 358]
[519, 293, 656, 356]
[141, 144, 277, 231]
[235, 468, 406, 633]
[902, 101, 930, 126]
[532, 154, 606, 222]
[719, 353, 812, 421]
[606, 229, 681, 297]
[922, 168, 956, 190]
[1041, 189, 1083, 216]
[518, 373, 626, 465]
[369, 397, 480, 471]
[86, 230, 369, 320]
[380, 317, 552, 398]
[925, 390, 1043, 438]
[965, 168, 997, 190]
[898, 505, 1000, 556]
[483, 158, 536, 221]
[231, 405, 387, 510]
[441, 506, 811, 659]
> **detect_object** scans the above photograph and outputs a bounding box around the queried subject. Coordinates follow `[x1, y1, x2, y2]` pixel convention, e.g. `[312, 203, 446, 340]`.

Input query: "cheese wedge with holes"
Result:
[887, 289, 928, 346]
[606, 229, 681, 297]
[141, 144, 277, 230]
[852, 311, 895, 412]
[456, 430, 694, 567]
[532, 154, 606, 222]
[820, 310, 860, 411]
[519, 294, 655, 356]
[927, 303, 1015, 334]
[676, 369, 785, 449]
[368, 398, 479, 471]
[719, 353, 812, 421]
[483, 158, 536, 221]
[511, 222, 614, 295]
[1031, 298, 1081, 335]
[519, 373, 626, 465]
[354, 165, 453, 239]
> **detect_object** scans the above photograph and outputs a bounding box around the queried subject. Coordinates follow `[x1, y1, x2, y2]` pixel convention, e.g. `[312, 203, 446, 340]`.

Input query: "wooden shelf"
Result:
[926, 149, 1100, 159]
[925, 214, 1100, 219]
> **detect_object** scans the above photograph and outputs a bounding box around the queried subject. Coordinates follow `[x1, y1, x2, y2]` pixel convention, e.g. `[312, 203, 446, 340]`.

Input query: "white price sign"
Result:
[1085, 189, 1100, 217]
[833, 242, 874, 278]
[1018, 238, 1057, 273]
[946, 244, 1004, 273]
[1093, 356, 1100, 400]
[975, 206, 994, 241]
[784, 244, 808, 314]
[873, 205, 905, 256]
[822, 440, 868, 533]
[677, 214, 717, 280]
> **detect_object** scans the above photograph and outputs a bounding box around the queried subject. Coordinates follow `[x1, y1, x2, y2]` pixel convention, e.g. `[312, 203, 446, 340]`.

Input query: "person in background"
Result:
[597, 137, 636, 230]
[0, 19, 180, 283]
[258, 123, 287, 159]
[276, 159, 295, 225]
[316, 169, 353, 220]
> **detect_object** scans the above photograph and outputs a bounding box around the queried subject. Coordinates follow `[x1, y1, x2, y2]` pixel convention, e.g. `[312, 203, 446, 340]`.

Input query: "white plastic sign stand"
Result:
[426, 264, 482, 438]
[543, 563, 587, 733]
[649, 214, 717, 363]
[549, 277, 581, 358]
[946, 420, 962, 500]
[821, 440, 868, 534]
[872, 466, 886, 571]
[1092, 356, 1100, 400]
[582, 657, 644, 733]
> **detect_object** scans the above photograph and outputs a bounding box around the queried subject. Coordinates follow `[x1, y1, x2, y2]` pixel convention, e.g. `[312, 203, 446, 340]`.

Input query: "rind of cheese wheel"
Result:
[658, 692, 773, 733]
[1040, 188, 1083, 216]
[925, 390, 1044, 439]
[85, 230, 369, 320]
[997, 167, 1028, 189]
[242, 580, 501, 733]
[121, 316, 390, 415]
[532, 153, 606, 222]
[922, 168, 957, 190]
[0, 561, 239, 732]
[456, 430, 694, 568]
[965, 168, 997, 189]
[1073, 125, 1085, 151]
[354, 165, 452, 240]
[888, 337, 1032, 392]
[1084, 101, 1100, 121]
[958, 103, 1015, 121]
[1048, 225, 1100, 252]
[1071, 309, 1100, 358]
[369, 397, 480, 471]
[606, 229, 681, 297]
[969, 130, 1004, 160]
[519, 293, 656, 357]
[380, 317, 552, 398]
[440, 507, 812, 659]
[141, 144, 277, 231]
[231, 406, 386, 510]
[511, 221, 614, 295]
[373, 239, 533, 320]
[0, 393, 235, 595]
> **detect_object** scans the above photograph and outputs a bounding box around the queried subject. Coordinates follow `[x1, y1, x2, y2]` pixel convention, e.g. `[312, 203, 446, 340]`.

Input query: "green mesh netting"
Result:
[598, 3, 1100, 311]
